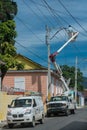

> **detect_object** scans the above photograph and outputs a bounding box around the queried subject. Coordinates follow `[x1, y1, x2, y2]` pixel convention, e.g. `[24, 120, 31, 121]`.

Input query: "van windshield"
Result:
[10, 99, 32, 108]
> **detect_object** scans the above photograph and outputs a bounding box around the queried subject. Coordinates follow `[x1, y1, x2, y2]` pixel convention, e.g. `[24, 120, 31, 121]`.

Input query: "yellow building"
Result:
[13, 54, 46, 70]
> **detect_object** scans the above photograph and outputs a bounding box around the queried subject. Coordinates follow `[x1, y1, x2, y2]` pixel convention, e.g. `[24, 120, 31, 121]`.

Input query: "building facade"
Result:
[2, 54, 64, 103]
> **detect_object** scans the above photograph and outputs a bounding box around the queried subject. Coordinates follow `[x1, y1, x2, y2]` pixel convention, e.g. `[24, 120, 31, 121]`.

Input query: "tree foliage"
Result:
[61, 65, 84, 91]
[0, 0, 17, 22]
[0, 0, 24, 87]
[0, 20, 24, 80]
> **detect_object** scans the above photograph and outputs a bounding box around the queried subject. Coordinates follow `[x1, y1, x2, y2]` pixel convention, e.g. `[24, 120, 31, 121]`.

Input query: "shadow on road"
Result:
[59, 121, 87, 130]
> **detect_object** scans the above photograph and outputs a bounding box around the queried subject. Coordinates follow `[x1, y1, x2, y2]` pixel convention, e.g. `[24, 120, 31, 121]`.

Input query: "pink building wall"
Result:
[2, 71, 63, 103]
[2, 71, 48, 102]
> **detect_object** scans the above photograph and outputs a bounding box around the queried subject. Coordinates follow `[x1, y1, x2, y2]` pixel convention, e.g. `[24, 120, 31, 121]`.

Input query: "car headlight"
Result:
[7, 111, 12, 116]
[24, 109, 31, 115]
[46, 104, 50, 109]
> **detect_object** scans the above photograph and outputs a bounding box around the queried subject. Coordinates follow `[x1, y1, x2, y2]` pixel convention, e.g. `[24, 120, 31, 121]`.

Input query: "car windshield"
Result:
[50, 96, 68, 101]
[10, 99, 32, 108]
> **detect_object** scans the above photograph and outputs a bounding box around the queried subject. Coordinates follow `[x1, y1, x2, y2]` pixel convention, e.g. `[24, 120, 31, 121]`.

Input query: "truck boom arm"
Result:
[49, 31, 79, 92]
[49, 32, 79, 63]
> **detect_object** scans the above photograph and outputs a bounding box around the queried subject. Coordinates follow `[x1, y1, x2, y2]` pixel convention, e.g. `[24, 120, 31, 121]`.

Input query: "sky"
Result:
[14, 0, 87, 77]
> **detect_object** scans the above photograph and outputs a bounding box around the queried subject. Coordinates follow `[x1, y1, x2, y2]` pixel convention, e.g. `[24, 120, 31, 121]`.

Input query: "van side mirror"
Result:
[69, 99, 72, 103]
[8, 105, 11, 108]
[33, 103, 36, 107]
[46, 100, 48, 103]
[46, 98, 49, 103]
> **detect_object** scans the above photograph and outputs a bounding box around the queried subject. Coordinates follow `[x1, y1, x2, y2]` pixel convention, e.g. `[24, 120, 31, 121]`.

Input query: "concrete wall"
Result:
[0, 92, 19, 121]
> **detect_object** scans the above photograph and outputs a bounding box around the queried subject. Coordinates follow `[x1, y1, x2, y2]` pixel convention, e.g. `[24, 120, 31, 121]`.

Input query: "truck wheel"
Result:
[39, 114, 44, 124]
[65, 109, 69, 116]
[71, 109, 75, 114]
[47, 113, 50, 117]
[8, 123, 14, 128]
[21, 123, 25, 126]
[31, 117, 35, 127]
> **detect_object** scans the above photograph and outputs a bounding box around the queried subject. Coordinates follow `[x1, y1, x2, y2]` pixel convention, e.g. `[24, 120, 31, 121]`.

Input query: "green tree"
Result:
[0, 0, 17, 22]
[0, 20, 24, 83]
[0, 1, 24, 89]
[61, 65, 83, 91]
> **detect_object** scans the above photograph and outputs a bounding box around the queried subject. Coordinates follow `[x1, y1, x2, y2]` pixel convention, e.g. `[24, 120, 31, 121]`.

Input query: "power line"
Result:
[29, 0, 54, 26]
[23, 0, 47, 28]
[15, 16, 44, 43]
[21, 0, 65, 49]
[42, 0, 64, 27]
[42, 0, 68, 42]
[57, 0, 87, 34]
[14, 0, 87, 70]
[15, 40, 47, 63]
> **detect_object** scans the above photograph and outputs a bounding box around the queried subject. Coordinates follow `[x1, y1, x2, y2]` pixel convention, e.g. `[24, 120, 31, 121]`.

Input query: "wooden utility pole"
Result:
[46, 25, 51, 99]
[75, 56, 77, 103]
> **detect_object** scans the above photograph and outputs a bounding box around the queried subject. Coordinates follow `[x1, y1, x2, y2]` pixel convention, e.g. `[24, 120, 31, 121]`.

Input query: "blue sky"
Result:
[14, 0, 87, 77]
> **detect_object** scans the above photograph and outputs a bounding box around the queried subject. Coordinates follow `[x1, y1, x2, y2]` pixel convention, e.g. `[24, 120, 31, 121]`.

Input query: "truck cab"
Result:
[46, 95, 75, 117]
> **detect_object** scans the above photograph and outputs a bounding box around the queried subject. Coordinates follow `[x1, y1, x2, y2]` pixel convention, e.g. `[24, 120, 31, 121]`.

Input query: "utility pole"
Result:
[45, 25, 79, 100]
[46, 25, 51, 99]
[75, 56, 77, 103]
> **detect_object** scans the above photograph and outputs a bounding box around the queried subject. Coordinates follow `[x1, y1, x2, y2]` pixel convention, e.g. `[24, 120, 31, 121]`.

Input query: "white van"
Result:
[7, 95, 45, 128]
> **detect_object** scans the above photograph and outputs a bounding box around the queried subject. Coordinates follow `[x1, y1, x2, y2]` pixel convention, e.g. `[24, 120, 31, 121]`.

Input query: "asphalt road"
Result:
[2, 107, 87, 130]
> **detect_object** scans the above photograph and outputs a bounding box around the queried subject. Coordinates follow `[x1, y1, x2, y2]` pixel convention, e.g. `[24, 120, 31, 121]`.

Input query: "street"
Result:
[2, 107, 87, 130]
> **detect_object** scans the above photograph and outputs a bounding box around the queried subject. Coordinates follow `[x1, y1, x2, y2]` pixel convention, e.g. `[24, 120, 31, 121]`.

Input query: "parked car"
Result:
[7, 95, 45, 128]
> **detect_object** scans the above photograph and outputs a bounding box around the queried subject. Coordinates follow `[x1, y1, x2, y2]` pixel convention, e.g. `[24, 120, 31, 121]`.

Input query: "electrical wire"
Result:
[42, 0, 68, 44]
[15, 40, 47, 64]
[42, 0, 64, 27]
[57, 0, 87, 35]
[15, 16, 44, 43]
[29, 0, 54, 26]
[14, 0, 87, 71]
[22, 0, 47, 29]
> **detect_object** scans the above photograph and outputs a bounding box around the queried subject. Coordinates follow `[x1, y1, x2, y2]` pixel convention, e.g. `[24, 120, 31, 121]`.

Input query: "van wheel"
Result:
[8, 123, 14, 128]
[31, 117, 35, 127]
[39, 114, 44, 124]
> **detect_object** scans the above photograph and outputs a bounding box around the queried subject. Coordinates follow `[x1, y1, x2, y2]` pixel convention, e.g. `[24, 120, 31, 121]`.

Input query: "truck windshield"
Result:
[50, 96, 68, 101]
[10, 99, 32, 108]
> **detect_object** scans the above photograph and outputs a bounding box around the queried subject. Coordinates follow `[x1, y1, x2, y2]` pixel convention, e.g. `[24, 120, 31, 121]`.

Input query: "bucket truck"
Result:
[46, 28, 79, 116]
